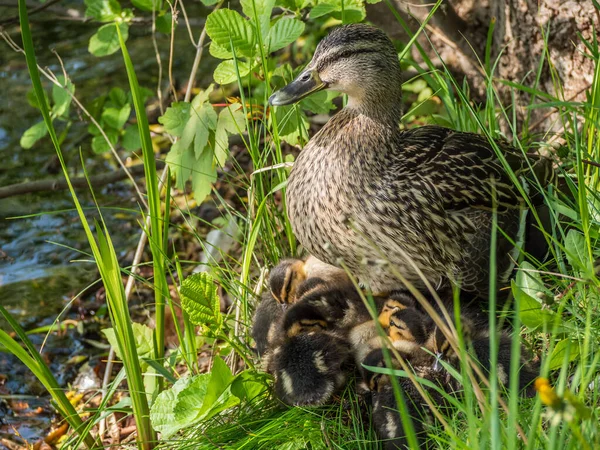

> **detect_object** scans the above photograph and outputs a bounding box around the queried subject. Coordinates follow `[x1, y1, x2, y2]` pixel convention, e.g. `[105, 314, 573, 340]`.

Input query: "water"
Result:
[0, 5, 217, 441]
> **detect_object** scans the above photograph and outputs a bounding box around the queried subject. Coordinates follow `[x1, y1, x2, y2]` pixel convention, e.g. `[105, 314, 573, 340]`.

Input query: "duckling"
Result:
[267, 330, 352, 406]
[269, 255, 351, 308]
[251, 291, 285, 358]
[269, 23, 555, 299]
[386, 307, 538, 393]
[361, 348, 440, 449]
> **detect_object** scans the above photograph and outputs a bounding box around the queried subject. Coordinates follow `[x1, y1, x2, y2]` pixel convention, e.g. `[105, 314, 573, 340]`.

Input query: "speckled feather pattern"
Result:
[285, 24, 553, 295]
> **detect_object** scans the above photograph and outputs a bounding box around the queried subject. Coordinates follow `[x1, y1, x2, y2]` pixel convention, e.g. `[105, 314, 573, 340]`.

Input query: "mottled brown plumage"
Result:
[270, 24, 554, 297]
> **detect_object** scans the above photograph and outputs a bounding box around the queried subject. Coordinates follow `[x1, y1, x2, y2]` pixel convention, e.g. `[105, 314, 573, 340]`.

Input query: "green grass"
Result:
[4, 0, 599, 449]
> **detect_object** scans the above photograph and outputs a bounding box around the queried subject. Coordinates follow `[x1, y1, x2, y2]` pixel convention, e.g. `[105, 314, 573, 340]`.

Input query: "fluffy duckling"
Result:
[269, 255, 350, 308]
[251, 291, 285, 358]
[267, 330, 352, 406]
[385, 308, 538, 393]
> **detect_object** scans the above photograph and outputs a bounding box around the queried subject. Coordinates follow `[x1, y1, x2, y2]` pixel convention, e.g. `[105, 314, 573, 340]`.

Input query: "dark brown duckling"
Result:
[251, 292, 285, 358]
[267, 330, 352, 406]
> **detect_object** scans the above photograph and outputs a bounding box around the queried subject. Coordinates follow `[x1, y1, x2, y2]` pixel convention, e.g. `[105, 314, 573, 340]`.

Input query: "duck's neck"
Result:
[344, 85, 403, 126]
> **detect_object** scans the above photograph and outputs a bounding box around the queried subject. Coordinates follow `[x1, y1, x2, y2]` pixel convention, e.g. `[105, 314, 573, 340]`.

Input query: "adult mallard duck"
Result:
[269, 24, 554, 297]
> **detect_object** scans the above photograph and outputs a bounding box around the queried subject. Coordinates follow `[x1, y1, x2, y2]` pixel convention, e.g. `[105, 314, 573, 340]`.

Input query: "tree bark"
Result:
[368, 0, 599, 133]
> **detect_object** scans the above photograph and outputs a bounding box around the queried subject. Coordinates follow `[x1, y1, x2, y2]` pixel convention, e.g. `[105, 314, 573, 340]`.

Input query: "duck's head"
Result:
[269, 24, 402, 115]
[269, 258, 307, 309]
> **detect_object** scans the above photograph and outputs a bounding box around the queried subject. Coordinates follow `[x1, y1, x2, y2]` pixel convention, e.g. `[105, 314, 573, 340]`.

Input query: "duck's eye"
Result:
[390, 320, 404, 330]
[299, 72, 311, 82]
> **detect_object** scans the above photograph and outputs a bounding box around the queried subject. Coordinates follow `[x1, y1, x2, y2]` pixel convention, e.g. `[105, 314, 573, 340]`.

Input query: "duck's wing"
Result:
[397, 125, 554, 211]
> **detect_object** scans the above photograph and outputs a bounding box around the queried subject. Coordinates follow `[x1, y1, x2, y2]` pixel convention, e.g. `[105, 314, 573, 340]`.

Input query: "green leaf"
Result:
[516, 261, 547, 300]
[213, 60, 252, 85]
[274, 106, 309, 146]
[155, 12, 172, 34]
[158, 102, 191, 137]
[230, 370, 269, 402]
[191, 145, 217, 203]
[84, 0, 121, 22]
[209, 41, 234, 59]
[165, 140, 195, 189]
[201, 0, 220, 4]
[215, 105, 246, 166]
[131, 0, 154, 11]
[548, 339, 581, 370]
[309, 2, 337, 18]
[205, 9, 255, 57]
[20, 121, 48, 149]
[122, 124, 141, 151]
[267, 17, 304, 53]
[150, 376, 193, 439]
[102, 323, 154, 369]
[89, 22, 129, 57]
[26, 88, 49, 110]
[564, 230, 593, 276]
[109, 87, 128, 108]
[51, 76, 75, 118]
[300, 90, 337, 115]
[175, 358, 238, 425]
[511, 280, 555, 329]
[240, 0, 275, 38]
[91, 129, 119, 154]
[101, 103, 131, 129]
[180, 272, 222, 330]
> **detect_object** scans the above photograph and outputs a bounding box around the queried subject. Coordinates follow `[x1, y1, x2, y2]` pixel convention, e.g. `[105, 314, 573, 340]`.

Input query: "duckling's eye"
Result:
[390, 319, 404, 330]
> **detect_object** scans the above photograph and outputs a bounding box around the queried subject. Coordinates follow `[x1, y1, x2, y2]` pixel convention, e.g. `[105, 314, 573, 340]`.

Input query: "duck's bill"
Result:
[268, 71, 326, 106]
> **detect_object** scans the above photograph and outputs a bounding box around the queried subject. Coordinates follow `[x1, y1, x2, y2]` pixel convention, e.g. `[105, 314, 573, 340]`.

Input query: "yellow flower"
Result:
[534, 377, 563, 409]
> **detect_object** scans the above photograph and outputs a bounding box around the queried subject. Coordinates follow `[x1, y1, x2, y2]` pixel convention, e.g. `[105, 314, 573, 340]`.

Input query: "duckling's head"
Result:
[270, 258, 307, 308]
[378, 294, 416, 328]
[269, 24, 402, 117]
[388, 308, 430, 345]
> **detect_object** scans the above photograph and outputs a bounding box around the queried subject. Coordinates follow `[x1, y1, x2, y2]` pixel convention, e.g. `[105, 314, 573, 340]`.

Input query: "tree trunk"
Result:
[368, 0, 599, 134]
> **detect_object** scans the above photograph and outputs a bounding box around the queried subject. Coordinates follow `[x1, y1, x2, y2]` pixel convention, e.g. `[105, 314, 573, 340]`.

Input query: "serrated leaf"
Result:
[267, 17, 304, 53]
[180, 272, 222, 330]
[102, 323, 154, 369]
[564, 230, 593, 276]
[158, 102, 191, 137]
[122, 124, 141, 151]
[20, 121, 48, 149]
[300, 90, 337, 115]
[273, 105, 309, 146]
[240, 0, 275, 38]
[189, 104, 217, 159]
[213, 60, 251, 85]
[89, 22, 129, 57]
[102, 103, 131, 129]
[205, 9, 255, 57]
[84, 0, 121, 21]
[209, 41, 234, 59]
[150, 376, 193, 439]
[215, 105, 246, 166]
[548, 338, 580, 370]
[309, 2, 337, 18]
[51, 76, 75, 118]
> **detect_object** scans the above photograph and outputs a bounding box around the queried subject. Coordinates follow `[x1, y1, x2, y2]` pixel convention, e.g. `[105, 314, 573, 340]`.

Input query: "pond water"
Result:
[0, 3, 217, 442]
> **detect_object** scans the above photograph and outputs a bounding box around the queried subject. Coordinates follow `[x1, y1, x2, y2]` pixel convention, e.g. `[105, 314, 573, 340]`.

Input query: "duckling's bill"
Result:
[269, 70, 327, 106]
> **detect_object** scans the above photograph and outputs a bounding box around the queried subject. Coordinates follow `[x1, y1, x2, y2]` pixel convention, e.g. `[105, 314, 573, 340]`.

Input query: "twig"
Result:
[0, 161, 164, 199]
[583, 159, 600, 170]
[0, 0, 61, 26]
